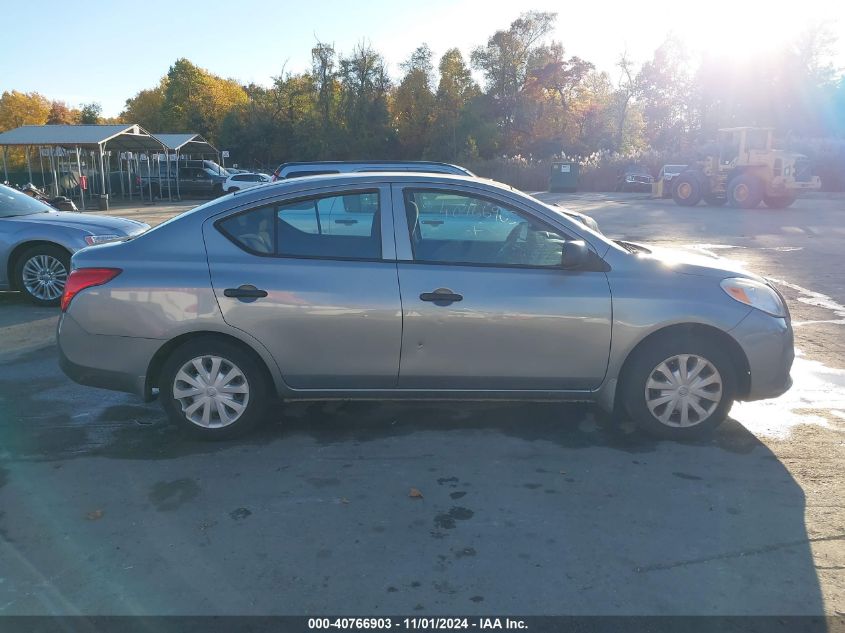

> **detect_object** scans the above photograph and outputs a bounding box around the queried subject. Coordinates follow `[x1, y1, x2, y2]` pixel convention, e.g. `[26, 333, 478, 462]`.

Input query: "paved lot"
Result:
[0, 193, 843, 615]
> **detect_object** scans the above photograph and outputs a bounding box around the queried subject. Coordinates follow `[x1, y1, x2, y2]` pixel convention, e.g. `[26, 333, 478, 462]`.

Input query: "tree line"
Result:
[2, 11, 843, 180]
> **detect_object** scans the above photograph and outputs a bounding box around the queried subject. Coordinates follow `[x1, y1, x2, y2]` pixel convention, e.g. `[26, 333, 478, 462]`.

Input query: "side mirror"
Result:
[561, 240, 589, 269]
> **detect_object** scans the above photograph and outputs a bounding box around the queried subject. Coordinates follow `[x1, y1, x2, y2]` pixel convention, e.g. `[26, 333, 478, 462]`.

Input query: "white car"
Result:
[223, 172, 272, 193]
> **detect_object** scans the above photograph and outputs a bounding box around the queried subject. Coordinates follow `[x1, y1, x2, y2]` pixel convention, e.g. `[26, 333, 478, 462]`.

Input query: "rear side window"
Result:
[218, 191, 381, 260]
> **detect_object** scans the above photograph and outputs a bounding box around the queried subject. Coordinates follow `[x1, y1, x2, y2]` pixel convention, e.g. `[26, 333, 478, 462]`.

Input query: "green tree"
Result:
[310, 41, 341, 158]
[79, 102, 102, 124]
[427, 48, 480, 160]
[337, 43, 394, 157]
[160, 58, 248, 142]
[123, 82, 167, 132]
[392, 44, 436, 158]
[635, 38, 692, 152]
[470, 10, 556, 150]
[521, 42, 594, 156]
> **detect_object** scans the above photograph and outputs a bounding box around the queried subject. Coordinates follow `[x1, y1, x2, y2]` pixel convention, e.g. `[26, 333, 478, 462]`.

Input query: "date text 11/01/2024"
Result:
[308, 618, 528, 630]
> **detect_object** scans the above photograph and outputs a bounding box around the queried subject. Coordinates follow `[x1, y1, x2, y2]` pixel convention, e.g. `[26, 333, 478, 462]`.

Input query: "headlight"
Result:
[720, 278, 786, 317]
[84, 234, 122, 246]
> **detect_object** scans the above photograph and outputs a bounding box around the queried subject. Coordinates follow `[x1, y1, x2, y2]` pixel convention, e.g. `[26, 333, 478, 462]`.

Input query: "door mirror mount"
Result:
[561, 240, 589, 269]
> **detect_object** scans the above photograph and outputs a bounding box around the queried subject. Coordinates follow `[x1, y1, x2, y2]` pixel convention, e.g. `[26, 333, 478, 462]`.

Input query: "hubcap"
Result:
[645, 354, 723, 428]
[173, 355, 249, 428]
[678, 182, 692, 199]
[734, 184, 749, 202]
[22, 255, 67, 301]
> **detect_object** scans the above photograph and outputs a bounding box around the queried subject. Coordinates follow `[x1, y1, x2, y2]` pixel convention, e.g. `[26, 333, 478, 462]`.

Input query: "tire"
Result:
[671, 173, 702, 206]
[212, 184, 223, 197]
[728, 174, 763, 209]
[14, 244, 70, 307]
[703, 193, 727, 206]
[763, 193, 796, 209]
[227, 187, 239, 193]
[160, 337, 270, 440]
[150, 184, 160, 200]
[621, 335, 736, 441]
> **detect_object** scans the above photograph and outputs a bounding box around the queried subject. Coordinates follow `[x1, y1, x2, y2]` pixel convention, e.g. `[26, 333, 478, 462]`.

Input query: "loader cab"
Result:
[718, 127, 773, 165]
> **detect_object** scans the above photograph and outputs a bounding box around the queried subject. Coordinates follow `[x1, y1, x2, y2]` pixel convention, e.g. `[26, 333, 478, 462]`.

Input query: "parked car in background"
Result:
[0, 183, 148, 306]
[616, 166, 654, 193]
[656, 164, 688, 198]
[139, 160, 229, 199]
[58, 173, 793, 443]
[224, 172, 272, 193]
[272, 160, 474, 181]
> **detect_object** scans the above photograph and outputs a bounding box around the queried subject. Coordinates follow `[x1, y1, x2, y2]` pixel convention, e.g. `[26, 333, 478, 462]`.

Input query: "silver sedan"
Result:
[57, 173, 794, 440]
[0, 184, 149, 305]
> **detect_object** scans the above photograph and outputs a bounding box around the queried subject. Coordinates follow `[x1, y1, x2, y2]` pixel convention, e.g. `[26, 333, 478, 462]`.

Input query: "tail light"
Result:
[61, 268, 122, 312]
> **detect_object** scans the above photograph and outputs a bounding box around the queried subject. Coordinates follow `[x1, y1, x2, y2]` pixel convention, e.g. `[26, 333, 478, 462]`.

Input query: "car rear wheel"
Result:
[160, 338, 270, 439]
[15, 244, 70, 306]
[622, 336, 736, 440]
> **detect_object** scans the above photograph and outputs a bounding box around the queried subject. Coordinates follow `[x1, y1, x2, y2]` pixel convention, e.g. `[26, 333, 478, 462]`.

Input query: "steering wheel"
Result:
[496, 221, 528, 262]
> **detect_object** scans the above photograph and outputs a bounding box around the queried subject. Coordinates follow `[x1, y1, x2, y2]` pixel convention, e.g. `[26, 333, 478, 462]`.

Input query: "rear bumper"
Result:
[57, 313, 159, 398]
[730, 310, 794, 401]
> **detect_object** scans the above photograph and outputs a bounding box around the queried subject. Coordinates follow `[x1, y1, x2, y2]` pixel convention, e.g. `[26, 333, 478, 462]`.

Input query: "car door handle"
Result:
[224, 285, 268, 299]
[334, 219, 358, 225]
[420, 288, 463, 304]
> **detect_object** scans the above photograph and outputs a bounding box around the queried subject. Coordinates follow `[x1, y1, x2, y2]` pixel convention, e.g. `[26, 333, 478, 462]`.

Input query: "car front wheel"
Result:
[15, 244, 70, 306]
[622, 336, 736, 440]
[160, 338, 270, 439]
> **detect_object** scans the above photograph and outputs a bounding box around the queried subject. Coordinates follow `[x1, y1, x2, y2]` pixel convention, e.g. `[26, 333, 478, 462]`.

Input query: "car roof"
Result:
[276, 160, 472, 175]
[279, 160, 465, 167]
[230, 171, 513, 202]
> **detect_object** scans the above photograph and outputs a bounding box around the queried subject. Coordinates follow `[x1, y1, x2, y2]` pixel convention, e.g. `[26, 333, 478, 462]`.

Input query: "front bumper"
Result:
[57, 313, 159, 398]
[730, 309, 794, 401]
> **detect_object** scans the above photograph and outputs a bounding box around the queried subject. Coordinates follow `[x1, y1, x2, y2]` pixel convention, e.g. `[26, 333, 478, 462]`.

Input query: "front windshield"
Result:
[0, 185, 53, 218]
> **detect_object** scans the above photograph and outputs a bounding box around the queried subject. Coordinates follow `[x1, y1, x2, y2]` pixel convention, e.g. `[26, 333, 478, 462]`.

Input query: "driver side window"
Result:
[404, 189, 569, 267]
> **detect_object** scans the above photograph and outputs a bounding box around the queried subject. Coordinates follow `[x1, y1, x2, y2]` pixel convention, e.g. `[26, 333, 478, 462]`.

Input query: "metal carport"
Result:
[0, 124, 167, 210]
[153, 133, 221, 201]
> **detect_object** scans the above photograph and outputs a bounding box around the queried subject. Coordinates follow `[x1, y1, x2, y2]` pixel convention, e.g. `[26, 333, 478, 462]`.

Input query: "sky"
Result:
[1, 0, 844, 118]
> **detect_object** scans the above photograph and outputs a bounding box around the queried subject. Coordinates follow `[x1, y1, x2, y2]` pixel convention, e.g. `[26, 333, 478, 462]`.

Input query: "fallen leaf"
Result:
[86, 510, 104, 521]
[409, 487, 423, 499]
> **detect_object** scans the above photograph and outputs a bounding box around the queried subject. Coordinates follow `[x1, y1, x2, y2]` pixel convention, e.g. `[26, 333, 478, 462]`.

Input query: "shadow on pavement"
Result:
[0, 347, 827, 616]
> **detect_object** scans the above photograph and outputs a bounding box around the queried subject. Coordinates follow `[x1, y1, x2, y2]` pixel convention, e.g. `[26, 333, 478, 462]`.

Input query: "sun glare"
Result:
[675, 5, 801, 59]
